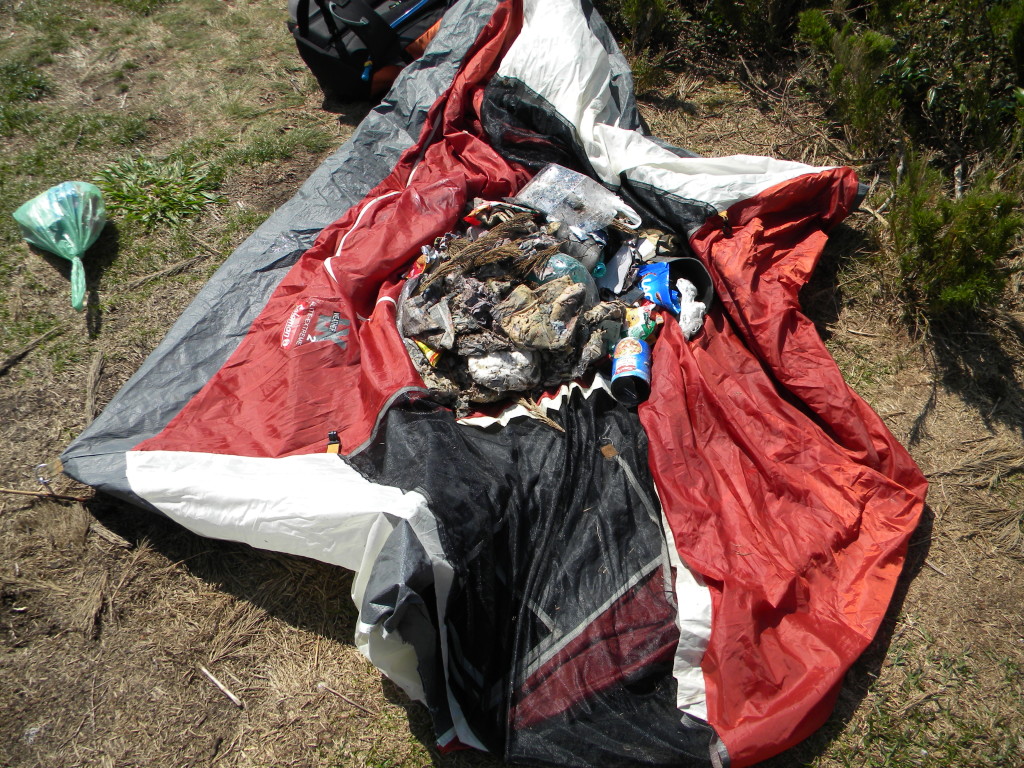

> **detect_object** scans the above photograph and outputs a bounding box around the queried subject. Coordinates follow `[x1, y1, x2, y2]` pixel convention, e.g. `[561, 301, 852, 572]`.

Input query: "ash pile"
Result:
[398, 164, 712, 414]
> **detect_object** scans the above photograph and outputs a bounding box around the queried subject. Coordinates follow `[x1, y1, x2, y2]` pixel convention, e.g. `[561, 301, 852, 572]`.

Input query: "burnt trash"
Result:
[397, 164, 713, 414]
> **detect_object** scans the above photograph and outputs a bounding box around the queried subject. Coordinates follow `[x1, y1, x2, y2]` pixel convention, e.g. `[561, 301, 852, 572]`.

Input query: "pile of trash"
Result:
[398, 164, 711, 414]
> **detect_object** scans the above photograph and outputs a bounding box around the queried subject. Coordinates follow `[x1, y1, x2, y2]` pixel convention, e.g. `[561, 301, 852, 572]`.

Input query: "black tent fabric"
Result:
[62, 2, 927, 765]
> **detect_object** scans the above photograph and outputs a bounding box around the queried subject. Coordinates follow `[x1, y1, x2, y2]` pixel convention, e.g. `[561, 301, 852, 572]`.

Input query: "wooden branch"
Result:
[859, 203, 890, 228]
[89, 520, 132, 549]
[0, 326, 63, 375]
[317, 682, 376, 715]
[199, 666, 244, 708]
[0, 486, 89, 503]
[85, 351, 104, 420]
[128, 253, 208, 290]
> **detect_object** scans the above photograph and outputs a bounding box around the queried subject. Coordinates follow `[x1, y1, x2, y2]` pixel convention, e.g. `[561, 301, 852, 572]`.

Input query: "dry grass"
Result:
[2, 2, 1024, 767]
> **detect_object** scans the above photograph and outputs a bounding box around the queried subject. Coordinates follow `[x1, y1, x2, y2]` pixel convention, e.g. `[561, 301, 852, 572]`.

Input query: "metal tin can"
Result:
[610, 337, 651, 406]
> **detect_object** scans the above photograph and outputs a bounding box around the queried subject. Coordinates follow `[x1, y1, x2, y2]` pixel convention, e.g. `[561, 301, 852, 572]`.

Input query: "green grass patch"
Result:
[222, 126, 334, 166]
[95, 155, 224, 229]
[0, 103, 41, 136]
[102, 0, 180, 15]
[0, 61, 52, 103]
[57, 112, 151, 149]
[0, 61, 52, 136]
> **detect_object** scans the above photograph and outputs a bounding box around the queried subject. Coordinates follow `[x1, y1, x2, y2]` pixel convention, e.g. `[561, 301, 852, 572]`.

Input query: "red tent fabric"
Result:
[65, 1, 927, 764]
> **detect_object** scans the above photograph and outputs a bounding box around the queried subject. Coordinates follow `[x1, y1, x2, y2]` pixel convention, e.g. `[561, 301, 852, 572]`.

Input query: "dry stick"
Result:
[859, 203, 889, 228]
[737, 56, 783, 101]
[188, 233, 227, 259]
[317, 682, 376, 715]
[84, 351, 104, 420]
[0, 486, 90, 503]
[199, 666, 244, 709]
[127, 253, 209, 290]
[0, 326, 63, 375]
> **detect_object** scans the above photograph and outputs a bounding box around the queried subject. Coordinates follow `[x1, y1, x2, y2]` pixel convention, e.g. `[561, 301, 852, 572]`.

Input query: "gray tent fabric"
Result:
[61, 0, 500, 504]
[56, 2, 921, 765]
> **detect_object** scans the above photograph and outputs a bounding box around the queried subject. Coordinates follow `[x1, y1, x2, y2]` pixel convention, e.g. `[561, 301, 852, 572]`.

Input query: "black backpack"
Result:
[288, 0, 453, 109]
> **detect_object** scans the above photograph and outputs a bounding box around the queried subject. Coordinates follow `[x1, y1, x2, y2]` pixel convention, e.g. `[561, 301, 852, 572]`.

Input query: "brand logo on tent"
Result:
[281, 298, 350, 351]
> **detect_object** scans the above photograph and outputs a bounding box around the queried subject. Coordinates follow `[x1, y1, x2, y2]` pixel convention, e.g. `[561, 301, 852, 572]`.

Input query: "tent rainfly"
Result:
[62, 1, 927, 765]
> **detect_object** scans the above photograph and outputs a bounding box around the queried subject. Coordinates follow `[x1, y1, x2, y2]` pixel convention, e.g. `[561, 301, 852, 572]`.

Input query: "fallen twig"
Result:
[188, 233, 227, 259]
[894, 690, 938, 717]
[199, 666, 244, 709]
[737, 56, 783, 101]
[0, 326, 63, 375]
[317, 682, 376, 715]
[858, 203, 889, 228]
[128, 253, 209, 289]
[85, 351, 104, 420]
[924, 559, 948, 577]
[0, 486, 90, 503]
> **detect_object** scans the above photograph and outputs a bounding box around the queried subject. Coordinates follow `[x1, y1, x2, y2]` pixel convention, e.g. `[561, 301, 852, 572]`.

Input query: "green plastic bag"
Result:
[13, 181, 107, 311]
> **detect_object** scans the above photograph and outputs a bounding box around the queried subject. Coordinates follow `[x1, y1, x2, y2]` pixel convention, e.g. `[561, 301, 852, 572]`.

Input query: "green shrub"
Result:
[594, 0, 684, 53]
[629, 48, 671, 95]
[710, 0, 808, 51]
[829, 27, 900, 153]
[890, 152, 1024, 316]
[796, 8, 833, 53]
[797, 10, 900, 153]
[95, 155, 224, 229]
[619, 0, 668, 49]
[796, 2, 1024, 166]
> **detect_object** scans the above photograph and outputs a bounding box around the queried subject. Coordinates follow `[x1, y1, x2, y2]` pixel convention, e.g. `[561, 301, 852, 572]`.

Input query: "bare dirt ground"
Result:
[3, 8, 1024, 768]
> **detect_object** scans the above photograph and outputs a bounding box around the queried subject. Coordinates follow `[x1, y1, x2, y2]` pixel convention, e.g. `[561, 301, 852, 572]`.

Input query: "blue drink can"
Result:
[610, 337, 651, 406]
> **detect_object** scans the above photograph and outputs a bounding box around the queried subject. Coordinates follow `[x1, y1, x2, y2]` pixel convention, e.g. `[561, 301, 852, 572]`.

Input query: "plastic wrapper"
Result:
[558, 223, 606, 272]
[637, 262, 681, 314]
[625, 302, 659, 341]
[675, 277, 707, 339]
[530, 252, 599, 305]
[13, 181, 106, 311]
[467, 348, 539, 391]
[514, 163, 641, 231]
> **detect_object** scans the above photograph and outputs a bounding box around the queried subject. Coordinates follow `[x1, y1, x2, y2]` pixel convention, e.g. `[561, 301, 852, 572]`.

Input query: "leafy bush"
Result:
[628, 48, 671, 95]
[830, 26, 900, 153]
[597, 0, 678, 50]
[709, 0, 809, 51]
[800, 1, 1024, 163]
[95, 155, 224, 229]
[890, 152, 1024, 316]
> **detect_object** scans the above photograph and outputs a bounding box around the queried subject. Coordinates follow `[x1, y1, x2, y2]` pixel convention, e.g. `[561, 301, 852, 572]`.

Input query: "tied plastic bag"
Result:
[529, 251, 599, 306]
[13, 181, 107, 311]
[513, 164, 642, 232]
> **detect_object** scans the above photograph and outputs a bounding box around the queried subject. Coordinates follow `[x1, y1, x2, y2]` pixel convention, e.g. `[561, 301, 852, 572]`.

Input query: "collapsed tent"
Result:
[61, 1, 928, 765]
